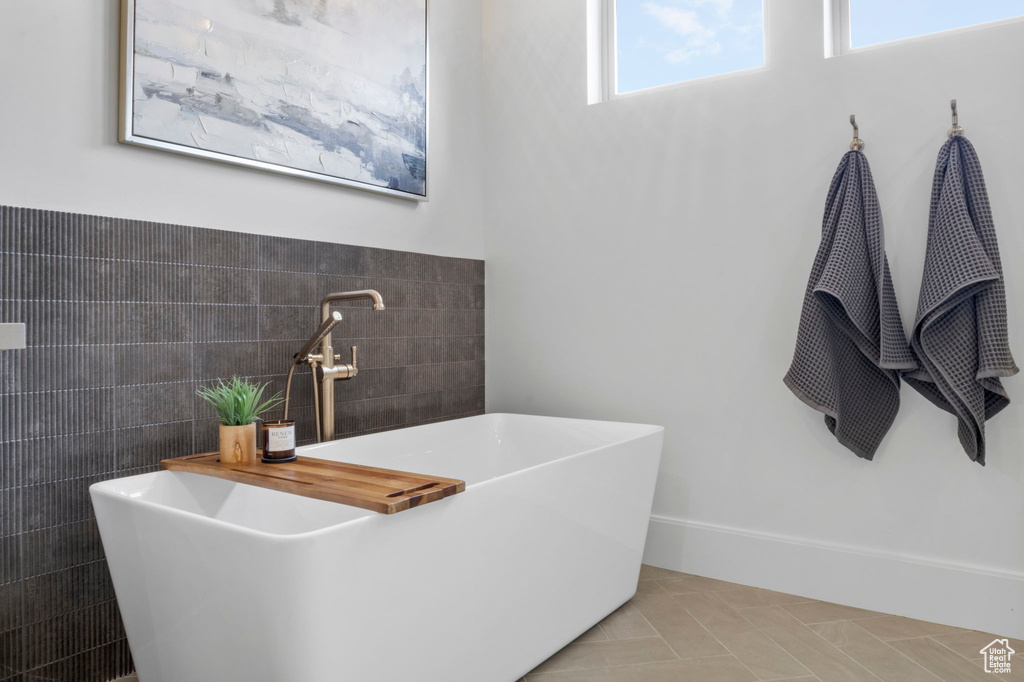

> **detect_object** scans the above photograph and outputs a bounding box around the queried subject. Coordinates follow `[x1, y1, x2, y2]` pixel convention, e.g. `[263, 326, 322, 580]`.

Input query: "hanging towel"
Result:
[785, 150, 917, 459]
[905, 136, 1018, 465]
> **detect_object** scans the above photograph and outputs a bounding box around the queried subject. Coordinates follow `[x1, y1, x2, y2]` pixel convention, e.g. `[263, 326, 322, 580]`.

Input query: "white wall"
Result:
[481, 0, 1024, 637]
[5, 0, 1023, 640]
[0, 0, 484, 259]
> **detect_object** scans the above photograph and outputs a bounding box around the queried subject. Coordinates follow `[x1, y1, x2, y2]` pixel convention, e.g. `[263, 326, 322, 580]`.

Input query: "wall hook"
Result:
[948, 99, 964, 138]
[849, 114, 864, 151]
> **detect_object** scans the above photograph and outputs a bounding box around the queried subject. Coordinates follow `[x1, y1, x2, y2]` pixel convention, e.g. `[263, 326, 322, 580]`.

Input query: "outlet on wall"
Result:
[0, 323, 26, 350]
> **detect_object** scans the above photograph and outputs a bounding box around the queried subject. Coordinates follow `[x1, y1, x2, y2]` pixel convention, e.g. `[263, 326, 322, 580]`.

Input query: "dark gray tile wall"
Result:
[0, 205, 485, 681]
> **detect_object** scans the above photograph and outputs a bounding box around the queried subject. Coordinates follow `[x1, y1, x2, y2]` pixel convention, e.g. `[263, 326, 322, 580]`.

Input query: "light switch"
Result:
[0, 323, 26, 350]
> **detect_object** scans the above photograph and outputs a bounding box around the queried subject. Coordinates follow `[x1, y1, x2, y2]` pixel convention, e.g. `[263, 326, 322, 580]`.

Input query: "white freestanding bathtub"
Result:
[91, 413, 664, 682]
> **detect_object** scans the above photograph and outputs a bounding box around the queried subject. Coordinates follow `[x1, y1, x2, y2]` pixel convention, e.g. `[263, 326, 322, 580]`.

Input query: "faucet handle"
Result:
[339, 346, 358, 379]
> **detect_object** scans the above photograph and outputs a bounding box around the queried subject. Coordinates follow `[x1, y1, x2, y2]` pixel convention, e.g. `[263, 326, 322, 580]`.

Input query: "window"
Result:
[832, 0, 1024, 53]
[610, 0, 764, 95]
[591, 1, 1024, 102]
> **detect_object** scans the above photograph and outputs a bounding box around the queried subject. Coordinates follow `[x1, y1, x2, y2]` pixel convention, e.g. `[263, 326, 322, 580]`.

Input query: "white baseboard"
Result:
[643, 515, 1024, 640]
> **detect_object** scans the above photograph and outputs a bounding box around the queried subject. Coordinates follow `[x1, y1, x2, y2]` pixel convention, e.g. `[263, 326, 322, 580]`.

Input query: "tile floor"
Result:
[519, 565, 1022, 682]
[113, 565, 1022, 681]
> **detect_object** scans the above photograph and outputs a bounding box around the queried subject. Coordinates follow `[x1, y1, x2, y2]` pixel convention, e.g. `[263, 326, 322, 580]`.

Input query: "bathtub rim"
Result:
[90, 413, 665, 543]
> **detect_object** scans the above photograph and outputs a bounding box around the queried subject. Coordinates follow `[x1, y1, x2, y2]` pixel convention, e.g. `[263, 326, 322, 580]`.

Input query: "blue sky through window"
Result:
[851, 0, 1024, 47]
[615, 0, 764, 94]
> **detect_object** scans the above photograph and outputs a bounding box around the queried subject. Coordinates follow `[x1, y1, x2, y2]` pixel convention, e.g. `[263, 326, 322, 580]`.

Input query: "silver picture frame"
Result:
[119, 0, 429, 201]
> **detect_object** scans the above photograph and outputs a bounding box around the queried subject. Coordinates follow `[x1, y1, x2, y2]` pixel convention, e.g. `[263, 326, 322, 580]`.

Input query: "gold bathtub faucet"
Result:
[288, 290, 385, 442]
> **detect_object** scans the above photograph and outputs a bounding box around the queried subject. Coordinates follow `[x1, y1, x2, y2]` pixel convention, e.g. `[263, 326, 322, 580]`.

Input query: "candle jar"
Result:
[261, 420, 297, 463]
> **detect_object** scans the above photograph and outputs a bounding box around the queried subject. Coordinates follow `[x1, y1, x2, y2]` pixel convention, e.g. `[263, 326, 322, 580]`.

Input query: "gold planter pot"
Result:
[219, 423, 258, 465]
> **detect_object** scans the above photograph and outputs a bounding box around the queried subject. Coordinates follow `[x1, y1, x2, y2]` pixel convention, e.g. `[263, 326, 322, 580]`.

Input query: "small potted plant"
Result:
[197, 377, 284, 465]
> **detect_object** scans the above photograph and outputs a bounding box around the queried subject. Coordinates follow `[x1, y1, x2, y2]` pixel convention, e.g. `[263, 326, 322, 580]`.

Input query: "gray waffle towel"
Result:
[785, 150, 917, 459]
[905, 136, 1018, 465]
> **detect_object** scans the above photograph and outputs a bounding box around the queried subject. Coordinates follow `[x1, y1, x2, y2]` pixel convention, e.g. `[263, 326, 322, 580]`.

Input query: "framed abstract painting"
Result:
[119, 0, 428, 200]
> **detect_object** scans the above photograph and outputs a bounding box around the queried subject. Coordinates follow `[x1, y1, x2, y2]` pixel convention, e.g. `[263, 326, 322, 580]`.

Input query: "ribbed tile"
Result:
[194, 229, 259, 268]
[193, 342, 262, 381]
[7, 346, 114, 394]
[116, 383, 193, 428]
[0, 204, 485, 680]
[442, 335, 486, 362]
[115, 344, 192, 386]
[116, 219, 192, 264]
[0, 207, 118, 259]
[12, 301, 118, 346]
[20, 478, 106, 533]
[0, 535, 18, 585]
[20, 520, 103, 579]
[22, 560, 115, 623]
[406, 364, 444, 394]
[195, 304, 259, 343]
[443, 360, 485, 389]
[446, 386, 486, 415]
[316, 241, 367, 276]
[22, 600, 125, 670]
[0, 620, 25, 679]
[9, 389, 115, 440]
[4, 254, 118, 302]
[116, 261, 192, 303]
[115, 421, 194, 472]
[258, 234, 317, 273]
[22, 636, 132, 681]
[258, 270, 317, 305]
[194, 266, 258, 305]
[9, 432, 115, 487]
[258, 305, 317, 342]
[334, 367, 408, 402]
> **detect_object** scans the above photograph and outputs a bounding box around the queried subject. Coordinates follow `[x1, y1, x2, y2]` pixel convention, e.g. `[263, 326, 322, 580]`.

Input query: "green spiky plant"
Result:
[196, 376, 284, 426]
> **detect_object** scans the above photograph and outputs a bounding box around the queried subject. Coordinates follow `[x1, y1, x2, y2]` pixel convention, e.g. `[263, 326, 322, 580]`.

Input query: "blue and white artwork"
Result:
[125, 0, 427, 198]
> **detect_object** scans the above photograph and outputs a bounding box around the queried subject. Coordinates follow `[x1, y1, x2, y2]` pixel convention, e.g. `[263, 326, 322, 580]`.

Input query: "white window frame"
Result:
[592, 0, 1024, 100]
[602, 0, 619, 102]
[829, 0, 1024, 57]
[826, 0, 851, 57]
[586, 0, 618, 103]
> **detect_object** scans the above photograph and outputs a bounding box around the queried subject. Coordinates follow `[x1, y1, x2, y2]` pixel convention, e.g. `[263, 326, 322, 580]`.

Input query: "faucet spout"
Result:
[319, 290, 385, 322]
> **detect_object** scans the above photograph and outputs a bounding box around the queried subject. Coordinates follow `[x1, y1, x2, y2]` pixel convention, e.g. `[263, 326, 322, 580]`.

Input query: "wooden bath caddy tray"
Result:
[161, 453, 465, 514]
